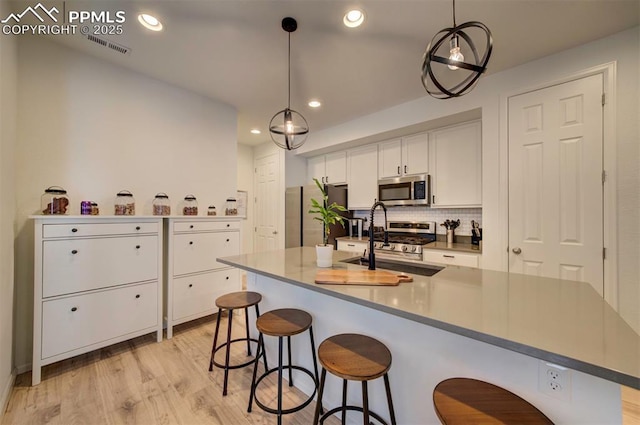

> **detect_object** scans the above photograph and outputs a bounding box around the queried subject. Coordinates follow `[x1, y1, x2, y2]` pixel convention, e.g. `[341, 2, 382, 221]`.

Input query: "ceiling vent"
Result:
[86, 34, 131, 56]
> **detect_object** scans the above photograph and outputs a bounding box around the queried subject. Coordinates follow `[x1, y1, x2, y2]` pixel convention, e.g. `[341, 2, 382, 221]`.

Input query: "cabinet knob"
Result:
[188, 284, 193, 288]
[225, 276, 229, 280]
[226, 238, 230, 242]
[71, 249, 78, 254]
[135, 294, 141, 299]
[189, 241, 193, 245]
[71, 307, 78, 312]
[135, 226, 141, 231]
[190, 225, 194, 229]
[135, 245, 141, 249]
[397, 166, 400, 174]
[226, 224, 230, 228]
[71, 228, 78, 233]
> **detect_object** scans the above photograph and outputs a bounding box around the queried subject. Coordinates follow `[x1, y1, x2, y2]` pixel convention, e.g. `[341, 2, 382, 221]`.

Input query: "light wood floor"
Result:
[2, 313, 639, 425]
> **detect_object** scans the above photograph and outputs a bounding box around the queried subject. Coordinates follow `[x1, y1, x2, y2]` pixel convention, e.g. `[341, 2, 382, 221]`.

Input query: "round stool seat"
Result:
[433, 378, 554, 425]
[256, 308, 312, 337]
[318, 333, 391, 381]
[215, 291, 262, 310]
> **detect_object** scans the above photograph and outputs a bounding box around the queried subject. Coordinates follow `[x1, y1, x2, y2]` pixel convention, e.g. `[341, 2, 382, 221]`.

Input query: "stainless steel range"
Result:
[372, 221, 436, 261]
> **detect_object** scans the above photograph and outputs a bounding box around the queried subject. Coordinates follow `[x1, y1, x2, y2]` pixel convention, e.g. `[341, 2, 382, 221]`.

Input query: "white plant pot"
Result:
[316, 244, 334, 268]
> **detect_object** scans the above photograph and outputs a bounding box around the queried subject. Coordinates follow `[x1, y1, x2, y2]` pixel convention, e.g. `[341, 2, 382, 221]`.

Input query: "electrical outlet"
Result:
[538, 361, 572, 401]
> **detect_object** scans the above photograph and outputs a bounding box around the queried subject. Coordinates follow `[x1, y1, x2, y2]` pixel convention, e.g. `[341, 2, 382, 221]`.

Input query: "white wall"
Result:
[237, 143, 254, 254]
[0, 1, 17, 412]
[13, 37, 238, 371]
[295, 27, 640, 333]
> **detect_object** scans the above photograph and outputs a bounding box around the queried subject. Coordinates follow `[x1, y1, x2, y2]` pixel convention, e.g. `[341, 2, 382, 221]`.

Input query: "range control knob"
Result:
[375, 242, 383, 249]
[411, 246, 417, 252]
[389, 244, 396, 251]
[401, 245, 408, 252]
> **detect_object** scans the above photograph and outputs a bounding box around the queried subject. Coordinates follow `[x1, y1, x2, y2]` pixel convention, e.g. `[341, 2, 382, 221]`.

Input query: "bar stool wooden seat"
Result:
[209, 291, 265, 396]
[247, 308, 320, 425]
[433, 378, 554, 424]
[313, 333, 397, 425]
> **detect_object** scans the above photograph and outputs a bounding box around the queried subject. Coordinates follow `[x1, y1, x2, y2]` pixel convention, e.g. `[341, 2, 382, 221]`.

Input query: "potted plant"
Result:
[308, 178, 347, 267]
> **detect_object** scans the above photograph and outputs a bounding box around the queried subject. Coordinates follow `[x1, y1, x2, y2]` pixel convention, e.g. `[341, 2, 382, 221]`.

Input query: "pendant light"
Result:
[421, 0, 493, 99]
[270, 17, 309, 150]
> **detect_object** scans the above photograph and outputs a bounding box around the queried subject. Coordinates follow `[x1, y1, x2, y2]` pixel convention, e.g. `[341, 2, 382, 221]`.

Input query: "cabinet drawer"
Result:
[43, 235, 158, 297]
[43, 222, 158, 238]
[173, 221, 240, 233]
[41, 282, 158, 359]
[173, 232, 239, 275]
[337, 240, 368, 253]
[173, 269, 239, 321]
[423, 251, 479, 268]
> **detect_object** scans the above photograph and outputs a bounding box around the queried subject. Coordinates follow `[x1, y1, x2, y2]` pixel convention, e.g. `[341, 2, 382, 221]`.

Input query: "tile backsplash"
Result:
[353, 207, 482, 236]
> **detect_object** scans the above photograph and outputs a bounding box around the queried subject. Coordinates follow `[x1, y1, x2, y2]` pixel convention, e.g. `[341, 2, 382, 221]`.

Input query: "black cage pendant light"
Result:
[421, 0, 493, 99]
[270, 17, 308, 150]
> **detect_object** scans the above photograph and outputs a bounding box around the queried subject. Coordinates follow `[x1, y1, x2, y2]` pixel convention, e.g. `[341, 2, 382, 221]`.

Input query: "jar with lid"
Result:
[41, 186, 69, 215]
[153, 193, 171, 216]
[225, 198, 237, 216]
[207, 205, 217, 216]
[115, 190, 135, 215]
[183, 195, 198, 215]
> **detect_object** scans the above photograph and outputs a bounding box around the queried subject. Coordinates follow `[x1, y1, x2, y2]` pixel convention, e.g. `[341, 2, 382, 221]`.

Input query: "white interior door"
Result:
[254, 152, 279, 253]
[508, 74, 604, 295]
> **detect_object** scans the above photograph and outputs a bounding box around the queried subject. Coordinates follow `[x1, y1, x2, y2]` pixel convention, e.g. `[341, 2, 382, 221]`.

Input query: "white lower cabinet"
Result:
[32, 216, 163, 386]
[337, 239, 369, 254]
[423, 250, 479, 268]
[165, 217, 241, 338]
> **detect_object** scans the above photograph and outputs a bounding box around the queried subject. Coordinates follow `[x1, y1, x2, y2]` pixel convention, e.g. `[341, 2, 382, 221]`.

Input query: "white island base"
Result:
[246, 272, 621, 425]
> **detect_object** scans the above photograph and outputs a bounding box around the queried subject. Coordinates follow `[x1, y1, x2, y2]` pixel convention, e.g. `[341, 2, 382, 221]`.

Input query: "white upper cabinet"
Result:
[429, 121, 482, 208]
[307, 151, 347, 185]
[347, 144, 378, 210]
[378, 133, 429, 179]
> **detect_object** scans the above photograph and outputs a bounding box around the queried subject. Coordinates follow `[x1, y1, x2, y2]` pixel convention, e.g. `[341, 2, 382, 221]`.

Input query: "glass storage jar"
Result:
[225, 198, 237, 216]
[183, 194, 198, 215]
[153, 193, 171, 216]
[207, 205, 217, 216]
[115, 190, 135, 215]
[41, 186, 69, 215]
[91, 202, 99, 215]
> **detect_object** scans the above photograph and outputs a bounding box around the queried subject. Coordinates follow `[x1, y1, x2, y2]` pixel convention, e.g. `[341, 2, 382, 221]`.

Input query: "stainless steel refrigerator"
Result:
[285, 184, 351, 248]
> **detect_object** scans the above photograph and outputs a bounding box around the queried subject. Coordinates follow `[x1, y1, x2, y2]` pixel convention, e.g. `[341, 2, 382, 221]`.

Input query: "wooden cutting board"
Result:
[315, 269, 413, 286]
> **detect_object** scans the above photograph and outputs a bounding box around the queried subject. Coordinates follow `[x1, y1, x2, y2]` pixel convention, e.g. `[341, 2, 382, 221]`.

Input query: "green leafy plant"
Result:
[308, 178, 348, 246]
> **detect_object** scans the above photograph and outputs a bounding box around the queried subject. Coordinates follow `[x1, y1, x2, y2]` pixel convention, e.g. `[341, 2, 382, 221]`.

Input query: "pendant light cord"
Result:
[452, 0, 456, 27]
[287, 31, 291, 108]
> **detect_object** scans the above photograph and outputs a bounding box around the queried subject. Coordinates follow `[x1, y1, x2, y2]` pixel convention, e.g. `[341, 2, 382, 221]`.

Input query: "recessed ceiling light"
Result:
[250, 129, 261, 134]
[308, 100, 322, 108]
[138, 13, 163, 31]
[343, 9, 365, 28]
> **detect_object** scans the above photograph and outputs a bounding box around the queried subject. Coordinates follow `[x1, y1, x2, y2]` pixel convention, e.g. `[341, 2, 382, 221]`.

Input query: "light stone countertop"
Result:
[218, 247, 640, 389]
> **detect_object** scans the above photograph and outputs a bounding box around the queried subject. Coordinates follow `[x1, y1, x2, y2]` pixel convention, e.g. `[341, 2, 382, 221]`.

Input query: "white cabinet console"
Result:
[32, 216, 164, 385]
[164, 217, 241, 339]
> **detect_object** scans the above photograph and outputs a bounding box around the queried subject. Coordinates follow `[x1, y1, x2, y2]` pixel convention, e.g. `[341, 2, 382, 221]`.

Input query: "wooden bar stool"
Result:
[433, 377, 554, 424]
[247, 308, 320, 425]
[313, 333, 397, 425]
[209, 291, 265, 396]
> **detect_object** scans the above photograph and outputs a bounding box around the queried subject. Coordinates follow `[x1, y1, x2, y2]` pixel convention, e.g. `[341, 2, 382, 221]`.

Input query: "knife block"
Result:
[471, 228, 482, 246]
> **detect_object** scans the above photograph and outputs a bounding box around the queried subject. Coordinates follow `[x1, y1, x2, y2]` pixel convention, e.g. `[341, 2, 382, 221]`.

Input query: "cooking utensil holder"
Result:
[446, 229, 454, 244]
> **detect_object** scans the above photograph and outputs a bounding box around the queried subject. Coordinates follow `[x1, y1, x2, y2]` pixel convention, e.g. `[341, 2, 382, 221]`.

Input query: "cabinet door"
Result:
[42, 235, 158, 298]
[402, 132, 429, 176]
[172, 269, 239, 321]
[337, 240, 369, 253]
[347, 144, 378, 209]
[307, 155, 326, 184]
[430, 121, 482, 208]
[324, 151, 347, 185]
[173, 231, 240, 275]
[378, 139, 402, 178]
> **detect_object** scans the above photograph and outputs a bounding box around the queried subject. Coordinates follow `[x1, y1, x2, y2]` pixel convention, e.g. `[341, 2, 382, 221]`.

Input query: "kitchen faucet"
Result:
[368, 201, 389, 270]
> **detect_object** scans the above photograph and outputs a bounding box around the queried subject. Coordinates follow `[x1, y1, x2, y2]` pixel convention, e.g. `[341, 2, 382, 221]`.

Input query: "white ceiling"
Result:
[43, 0, 639, 146]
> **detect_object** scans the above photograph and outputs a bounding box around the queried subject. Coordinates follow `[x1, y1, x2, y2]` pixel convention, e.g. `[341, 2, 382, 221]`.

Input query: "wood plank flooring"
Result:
[2, 313, 639, 424]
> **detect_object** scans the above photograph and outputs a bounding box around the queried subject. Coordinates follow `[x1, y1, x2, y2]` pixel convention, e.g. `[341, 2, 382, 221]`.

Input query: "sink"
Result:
[340, 257, 443, 277]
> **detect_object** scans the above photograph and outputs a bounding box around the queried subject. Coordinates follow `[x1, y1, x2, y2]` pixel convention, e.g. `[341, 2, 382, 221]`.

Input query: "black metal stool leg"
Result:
[209, 308, 223, 371]
[247, 332, 264, 413]
[341, 379, 348, 424]
[244, 307, 252, 356]
[383, 373, 397, 425]
[362, 381, 370, 425]
[222, 308, 234, 396]
[277, 336, 284, 425]
[287, 335, 294, 387]
[255, 305, 267, 370]
[313, 368, 327, 425]
[309, 326, 320, 386]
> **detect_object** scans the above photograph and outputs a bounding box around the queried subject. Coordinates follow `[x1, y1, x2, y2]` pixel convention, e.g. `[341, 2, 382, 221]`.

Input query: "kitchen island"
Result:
[219, 247, 639, 424]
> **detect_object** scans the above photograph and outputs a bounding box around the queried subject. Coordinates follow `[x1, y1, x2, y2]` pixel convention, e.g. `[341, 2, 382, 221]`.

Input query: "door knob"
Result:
[512, 247, 522, 255]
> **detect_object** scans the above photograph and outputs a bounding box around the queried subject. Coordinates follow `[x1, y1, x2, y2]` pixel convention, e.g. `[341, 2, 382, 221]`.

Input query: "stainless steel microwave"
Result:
[378, 174, 431, 206]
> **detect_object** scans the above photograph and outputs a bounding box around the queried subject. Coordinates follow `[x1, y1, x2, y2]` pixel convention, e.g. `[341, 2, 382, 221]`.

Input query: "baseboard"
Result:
[15, 363, 30, 375]
[0, 368, 16, 417]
